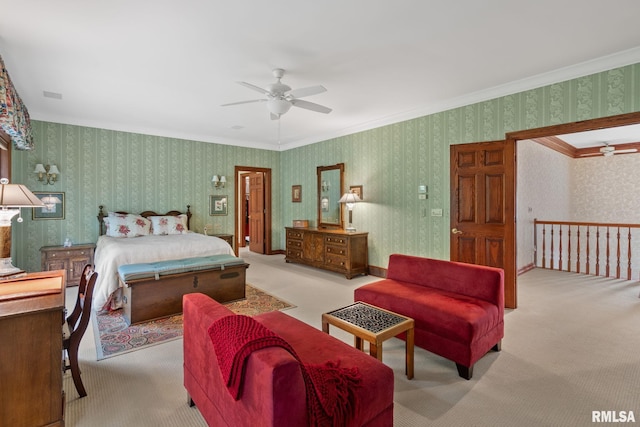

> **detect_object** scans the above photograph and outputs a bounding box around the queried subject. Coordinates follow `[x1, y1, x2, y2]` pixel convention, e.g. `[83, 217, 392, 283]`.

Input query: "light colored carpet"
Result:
[64, 249, 640, 426]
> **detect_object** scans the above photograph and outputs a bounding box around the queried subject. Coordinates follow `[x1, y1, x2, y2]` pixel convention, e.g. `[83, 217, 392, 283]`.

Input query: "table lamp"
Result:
[339, 192, 362, 232]
[0, 178, 45, 277]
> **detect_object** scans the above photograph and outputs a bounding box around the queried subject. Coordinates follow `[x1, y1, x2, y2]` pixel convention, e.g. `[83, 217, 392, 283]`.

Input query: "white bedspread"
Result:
[93, 233, 234, 311]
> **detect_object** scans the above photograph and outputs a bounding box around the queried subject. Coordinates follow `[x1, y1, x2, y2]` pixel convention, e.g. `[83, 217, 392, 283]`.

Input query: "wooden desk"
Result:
[322, 302, 414, 379]
[0, 270, 66, 426]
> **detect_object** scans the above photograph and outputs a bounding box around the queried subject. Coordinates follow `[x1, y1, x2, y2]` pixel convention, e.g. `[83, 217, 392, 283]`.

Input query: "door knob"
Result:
[451, 228, 464, 234]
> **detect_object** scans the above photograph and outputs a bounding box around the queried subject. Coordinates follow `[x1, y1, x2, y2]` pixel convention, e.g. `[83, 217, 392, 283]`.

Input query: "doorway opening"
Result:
[234, 166, 273, 255]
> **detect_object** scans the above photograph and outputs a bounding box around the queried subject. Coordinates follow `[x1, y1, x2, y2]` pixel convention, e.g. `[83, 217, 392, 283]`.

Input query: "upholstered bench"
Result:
[355, 254, 504, 379]
[183, 293, 395, 426]
[118, 254, 248, 324]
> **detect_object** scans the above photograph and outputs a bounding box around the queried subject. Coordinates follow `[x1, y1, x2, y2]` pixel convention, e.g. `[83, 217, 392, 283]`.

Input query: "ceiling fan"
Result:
[580, 142, 638, 157]
[221, 68, 332, 120]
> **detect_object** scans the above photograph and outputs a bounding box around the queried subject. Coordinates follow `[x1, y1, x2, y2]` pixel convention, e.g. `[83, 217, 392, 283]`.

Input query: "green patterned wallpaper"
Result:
[280, 63, 640, 268]
[11, 125, 280, 273]
[10, 63, 640, 273]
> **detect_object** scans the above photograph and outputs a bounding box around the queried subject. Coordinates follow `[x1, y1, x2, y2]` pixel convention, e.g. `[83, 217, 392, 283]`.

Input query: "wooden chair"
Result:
[63, 265, 98, 398]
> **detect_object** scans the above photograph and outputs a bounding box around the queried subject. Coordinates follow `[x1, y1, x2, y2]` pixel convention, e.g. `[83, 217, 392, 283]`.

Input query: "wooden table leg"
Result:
[322, 319, 329, 334]
[370, 340, 382, 361]
[406, 327, 414, 380]
[355, 336, 364, 351]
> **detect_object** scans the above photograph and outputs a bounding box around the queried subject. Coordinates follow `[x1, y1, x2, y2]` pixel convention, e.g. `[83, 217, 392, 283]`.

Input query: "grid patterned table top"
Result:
[325, 302, 408, 333]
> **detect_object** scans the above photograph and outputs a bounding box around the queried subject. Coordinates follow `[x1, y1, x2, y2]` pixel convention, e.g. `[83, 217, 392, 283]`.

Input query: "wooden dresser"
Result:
[285, 227, 368, 279]
[0, 270, 66, 427]
[41, 243, 95, 287]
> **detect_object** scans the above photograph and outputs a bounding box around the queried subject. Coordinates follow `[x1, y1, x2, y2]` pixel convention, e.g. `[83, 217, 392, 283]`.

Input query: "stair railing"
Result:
[534, 219, 640, 281]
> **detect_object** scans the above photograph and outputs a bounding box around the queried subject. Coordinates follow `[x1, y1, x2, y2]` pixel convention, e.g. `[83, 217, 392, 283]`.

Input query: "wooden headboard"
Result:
[97, 205, 192, 236]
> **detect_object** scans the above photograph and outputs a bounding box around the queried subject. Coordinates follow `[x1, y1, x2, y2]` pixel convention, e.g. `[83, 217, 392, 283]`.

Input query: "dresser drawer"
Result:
[326, 245, 347, 257]
[287, 239, 303, 249]
[286, 248, 303, 259]
[325, 236, 347, 247]
[325, 253, 348, 269]
[44, 248, 91, 260]
[287, 229, 304, 240]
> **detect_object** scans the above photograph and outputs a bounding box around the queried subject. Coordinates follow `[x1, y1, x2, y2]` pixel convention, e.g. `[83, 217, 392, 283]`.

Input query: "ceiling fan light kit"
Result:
[267, 98, 292, 116]
[222, 68, 332, 120]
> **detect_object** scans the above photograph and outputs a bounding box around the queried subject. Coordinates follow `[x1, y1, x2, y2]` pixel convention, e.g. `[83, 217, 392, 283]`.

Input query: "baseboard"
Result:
[368, 265, 386, 278]
[518, 263, 534, 275]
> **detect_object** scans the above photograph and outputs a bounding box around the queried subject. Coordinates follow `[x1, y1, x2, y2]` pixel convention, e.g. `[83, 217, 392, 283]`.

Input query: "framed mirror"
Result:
[317, 163, 345, 229]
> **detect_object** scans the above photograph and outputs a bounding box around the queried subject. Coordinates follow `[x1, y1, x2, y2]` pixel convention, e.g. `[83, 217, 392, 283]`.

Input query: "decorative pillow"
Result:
[105, 213, 151, 238]
[150, 215, 188, 235]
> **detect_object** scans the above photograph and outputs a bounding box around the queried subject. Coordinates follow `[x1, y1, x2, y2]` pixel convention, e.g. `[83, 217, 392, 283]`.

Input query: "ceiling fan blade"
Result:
[579, 152, 603, 157]
[221, 99, 265, 107]
[614, 148, 638, 154]
[237, 81, 270, 95]
[288, 85, 326, 99]
[290, 99, 332, 114]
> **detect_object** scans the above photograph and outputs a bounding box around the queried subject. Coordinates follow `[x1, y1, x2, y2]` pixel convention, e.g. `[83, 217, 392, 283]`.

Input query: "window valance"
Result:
[0, 54, 33, 150]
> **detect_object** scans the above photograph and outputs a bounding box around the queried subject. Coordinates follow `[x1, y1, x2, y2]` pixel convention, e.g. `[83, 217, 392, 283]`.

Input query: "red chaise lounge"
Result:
[183, 293, 395, 427]
[354, 254, 504, 380]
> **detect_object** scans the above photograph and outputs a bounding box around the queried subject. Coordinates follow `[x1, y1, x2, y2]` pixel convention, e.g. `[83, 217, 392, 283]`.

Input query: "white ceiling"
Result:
[1, 1, 640, 151]
[557, 124, 640, 149]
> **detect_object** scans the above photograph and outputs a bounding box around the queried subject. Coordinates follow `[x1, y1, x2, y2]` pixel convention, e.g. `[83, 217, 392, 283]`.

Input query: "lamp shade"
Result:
[212, 175, 219, 183]
[33, 163, 47, 174]
[0, 178, 45, 207]
[338, 192, 362, 205]
[220, 176, 226, 183]
[48, 164, 60, 175]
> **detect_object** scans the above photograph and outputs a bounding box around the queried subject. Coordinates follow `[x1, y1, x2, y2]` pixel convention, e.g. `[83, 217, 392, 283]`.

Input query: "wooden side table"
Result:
[40, 243, 96, 287]
[213, 233, 234, 249]
[322, 302, 414, 379]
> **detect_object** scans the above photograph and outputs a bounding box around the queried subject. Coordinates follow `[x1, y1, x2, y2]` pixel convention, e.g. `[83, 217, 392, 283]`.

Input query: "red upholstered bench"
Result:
[183, 293, 395, 427]
[354, 254, 504, 380]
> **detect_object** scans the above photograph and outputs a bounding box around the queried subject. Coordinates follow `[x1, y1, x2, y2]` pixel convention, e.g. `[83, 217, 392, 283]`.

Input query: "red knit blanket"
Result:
[208, 315, 362, 427]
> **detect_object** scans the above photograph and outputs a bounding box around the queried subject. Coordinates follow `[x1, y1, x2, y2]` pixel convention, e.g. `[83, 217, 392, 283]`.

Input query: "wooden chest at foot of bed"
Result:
[118, 255, 249, 325]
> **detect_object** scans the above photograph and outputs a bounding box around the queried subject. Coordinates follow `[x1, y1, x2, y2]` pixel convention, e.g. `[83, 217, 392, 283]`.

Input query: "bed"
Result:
[94, 205, 244, 319]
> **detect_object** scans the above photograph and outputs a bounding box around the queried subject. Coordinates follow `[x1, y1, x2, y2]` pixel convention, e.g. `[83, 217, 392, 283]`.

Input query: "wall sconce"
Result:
[321, 180, 330, 192]
[34, 163, 60, 185]
[339, 192, 362, 233]
[212, 175, 226, 188]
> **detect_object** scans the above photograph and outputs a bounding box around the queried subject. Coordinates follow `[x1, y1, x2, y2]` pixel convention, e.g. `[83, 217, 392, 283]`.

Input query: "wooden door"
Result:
[239, 173, 250, 248]
[248, 172, 265, 254]
[450, 140, 516, 308]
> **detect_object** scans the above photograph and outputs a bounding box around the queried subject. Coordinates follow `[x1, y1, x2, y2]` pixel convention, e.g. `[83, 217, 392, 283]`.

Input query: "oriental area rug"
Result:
[92, 284, 294, 360]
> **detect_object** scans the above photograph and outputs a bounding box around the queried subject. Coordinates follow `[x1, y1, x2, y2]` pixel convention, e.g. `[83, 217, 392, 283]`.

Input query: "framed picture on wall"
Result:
[32, 192, 65, 220]
[350, 185, 363, 200]
[209, 195, 228, 216]
[292, 185, 302, 202]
